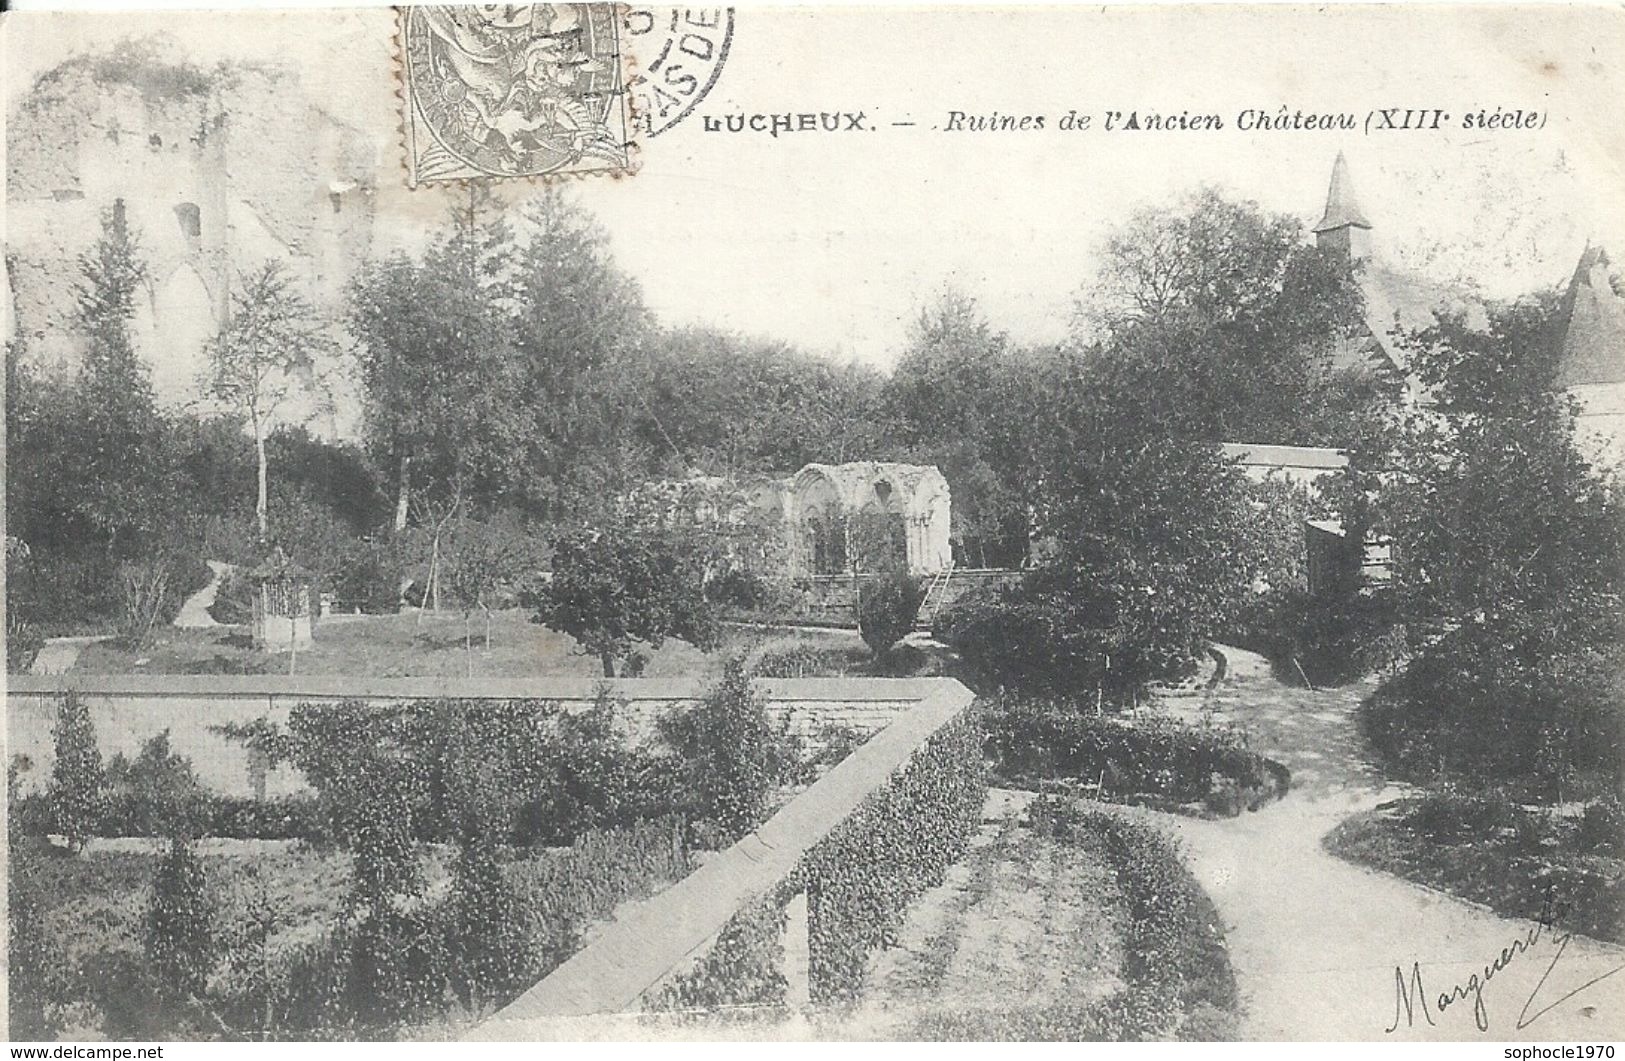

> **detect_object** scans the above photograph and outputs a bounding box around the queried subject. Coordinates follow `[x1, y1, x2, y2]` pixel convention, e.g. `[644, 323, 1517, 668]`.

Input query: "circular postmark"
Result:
[624, 8, 734, 137]
[402, 4, 630, 180]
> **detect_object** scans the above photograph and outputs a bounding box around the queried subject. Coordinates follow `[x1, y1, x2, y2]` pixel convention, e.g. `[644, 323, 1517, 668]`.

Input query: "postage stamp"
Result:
[624, 7, 734, 137]
[398, 3, 635, 186]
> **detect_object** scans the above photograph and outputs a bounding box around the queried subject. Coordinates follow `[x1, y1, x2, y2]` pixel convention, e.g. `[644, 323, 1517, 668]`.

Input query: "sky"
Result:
[5, 4, 1624, 370]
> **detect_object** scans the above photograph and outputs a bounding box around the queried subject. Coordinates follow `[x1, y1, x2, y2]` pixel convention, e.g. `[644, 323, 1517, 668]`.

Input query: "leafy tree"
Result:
[1075, 187, 1369, 446]
[348, 186, 524, 532]
[943, 362, 1260, 699]
[509, 187, 659, 518]
[105, 730, 207, 838]
[638, 325, 888, 476]
[146, 836, 215, 999]
[48, 691, 105, 853]
[1361, 295, 1625, 793]
[884, 291, 1054, 566]
[440, 515, 540, 672]
[533, 522, 721, 676]
[207, 260, 329, 540]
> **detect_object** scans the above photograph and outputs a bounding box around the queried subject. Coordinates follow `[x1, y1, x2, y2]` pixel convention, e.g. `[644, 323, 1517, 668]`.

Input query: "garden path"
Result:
[173, 559, 232, 628]
[1142, 647, 1625, 1041]
[28, 635, 100, 675]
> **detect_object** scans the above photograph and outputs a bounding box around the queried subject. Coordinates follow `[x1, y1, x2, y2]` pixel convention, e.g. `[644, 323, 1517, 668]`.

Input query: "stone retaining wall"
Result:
[5, 675, 936, 799]
[773, 568, 1022, 626]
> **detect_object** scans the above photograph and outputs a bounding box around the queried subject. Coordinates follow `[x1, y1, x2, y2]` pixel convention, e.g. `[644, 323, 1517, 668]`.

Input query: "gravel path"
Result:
[1148, 647, 1625, 1040]
[173, 559, 232, 628]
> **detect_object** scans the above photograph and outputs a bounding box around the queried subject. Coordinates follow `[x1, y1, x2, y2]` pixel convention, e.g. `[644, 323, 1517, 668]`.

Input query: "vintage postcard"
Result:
[4, 1, 1624, 1046]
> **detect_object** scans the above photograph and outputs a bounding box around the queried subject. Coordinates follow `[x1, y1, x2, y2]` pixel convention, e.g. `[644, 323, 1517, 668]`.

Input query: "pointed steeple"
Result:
[1314, 152, 1373, 260]
[1314, 152, 1373, 233]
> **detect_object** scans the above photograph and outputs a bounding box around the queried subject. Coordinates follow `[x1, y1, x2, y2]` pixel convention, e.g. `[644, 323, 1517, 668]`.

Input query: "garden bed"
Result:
[10, 821, 693, 1040]
[1325, 793, 1624, 943]
[859, 798, 1240, 1041]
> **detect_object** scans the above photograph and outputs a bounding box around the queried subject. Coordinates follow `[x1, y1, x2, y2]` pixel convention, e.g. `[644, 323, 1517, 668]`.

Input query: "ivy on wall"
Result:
[637, 708, 987, 1016]
[801, 712, 987, 1004]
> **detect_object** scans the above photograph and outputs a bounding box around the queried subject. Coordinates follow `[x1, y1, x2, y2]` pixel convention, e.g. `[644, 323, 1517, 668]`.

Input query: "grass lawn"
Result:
[1325, 795, 1625, 943]
[70, 609, 724, 679]
[67, 612, 956, 681]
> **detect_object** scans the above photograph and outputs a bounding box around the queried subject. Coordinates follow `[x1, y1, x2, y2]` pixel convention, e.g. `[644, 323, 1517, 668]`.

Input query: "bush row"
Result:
[642, 891, 792, 1019]
[981, 695, 1290, 816]
[11, 790, 323, 842]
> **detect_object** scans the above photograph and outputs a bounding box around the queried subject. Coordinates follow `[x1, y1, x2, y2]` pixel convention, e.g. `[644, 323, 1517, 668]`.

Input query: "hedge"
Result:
[982, 695, 1290, 816]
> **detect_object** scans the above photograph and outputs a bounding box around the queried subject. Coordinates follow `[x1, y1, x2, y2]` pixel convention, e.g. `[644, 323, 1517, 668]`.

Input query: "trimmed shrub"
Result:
[1363, 634, 1624, 798]
[207, 568, 254, 625]
[145, 837, 215, 999]
[659, 660, 805, 846]
[857, 569, 925, 659]
[801, 711, 987, 1003]
[103, 731, 209, 839]
[48, 691, 105, 853]
[982, 695, 1290, 815]
[751, 642, 850, 679]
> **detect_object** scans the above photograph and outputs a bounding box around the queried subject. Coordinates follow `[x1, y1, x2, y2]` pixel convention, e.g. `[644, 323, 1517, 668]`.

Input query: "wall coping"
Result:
[470, 676, 977, 1038]
[4, 674, 944, 704]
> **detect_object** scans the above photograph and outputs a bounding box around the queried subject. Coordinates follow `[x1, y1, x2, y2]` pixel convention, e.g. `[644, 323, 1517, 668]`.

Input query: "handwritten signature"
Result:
[1388, 893, 1624, 1034]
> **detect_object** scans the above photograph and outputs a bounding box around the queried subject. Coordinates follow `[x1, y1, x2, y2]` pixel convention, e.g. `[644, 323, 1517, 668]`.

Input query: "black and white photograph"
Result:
[3, 2, 1623, 1045]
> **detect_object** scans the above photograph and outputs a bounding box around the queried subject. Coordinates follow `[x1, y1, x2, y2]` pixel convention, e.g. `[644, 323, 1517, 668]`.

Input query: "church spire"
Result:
[1314, 152, 1373, 259]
